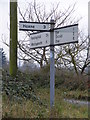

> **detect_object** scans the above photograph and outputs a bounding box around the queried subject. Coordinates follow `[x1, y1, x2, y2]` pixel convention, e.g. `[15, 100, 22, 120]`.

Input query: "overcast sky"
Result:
[0, 0, 90, 59]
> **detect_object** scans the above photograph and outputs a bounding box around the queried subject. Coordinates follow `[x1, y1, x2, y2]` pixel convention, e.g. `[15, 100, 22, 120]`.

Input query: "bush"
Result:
[23, 66, 88, 91]
[55, 68, 88, 91]
[2, 70, 43, 105]
[29, 66, 50, 88]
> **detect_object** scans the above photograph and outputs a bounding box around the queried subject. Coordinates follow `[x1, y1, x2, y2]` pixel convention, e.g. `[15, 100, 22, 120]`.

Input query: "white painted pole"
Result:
[88, 2, 90, 118]
[0, 48, 2, 119]
[88, 1, 90, 75]
[0, 49, 2, 69]
[88, 1, 90, 37]
[50, 19, 55, 108]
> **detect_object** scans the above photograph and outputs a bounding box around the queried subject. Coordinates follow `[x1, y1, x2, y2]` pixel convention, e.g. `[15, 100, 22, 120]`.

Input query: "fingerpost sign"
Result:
[19, 20, 78, 109]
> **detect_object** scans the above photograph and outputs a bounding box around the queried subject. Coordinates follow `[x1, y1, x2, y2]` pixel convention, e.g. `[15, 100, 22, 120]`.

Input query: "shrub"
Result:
[2, 70, 43, 105]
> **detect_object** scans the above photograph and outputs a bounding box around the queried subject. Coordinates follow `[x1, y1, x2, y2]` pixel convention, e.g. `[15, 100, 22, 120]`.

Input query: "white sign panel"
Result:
[30, 32, 50, 48]
[19, 21, 50, 31]
[88, 1, 90, 36]
[54, 24, 78, 45]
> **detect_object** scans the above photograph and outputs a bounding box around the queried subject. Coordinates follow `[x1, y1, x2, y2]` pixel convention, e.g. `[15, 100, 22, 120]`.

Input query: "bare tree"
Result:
[18, 0, 78, 68]
[55, 31, 90, 75]
[3, 0, 89, 74]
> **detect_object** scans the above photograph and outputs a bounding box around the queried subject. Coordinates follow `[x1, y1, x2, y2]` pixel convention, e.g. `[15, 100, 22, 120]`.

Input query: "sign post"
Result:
[30, 32, 50, 49]
[19, 21, 50, 31]
[50, 19, 55, 108]
[54, 24, 78, 45]
[19, 20, 78, 110]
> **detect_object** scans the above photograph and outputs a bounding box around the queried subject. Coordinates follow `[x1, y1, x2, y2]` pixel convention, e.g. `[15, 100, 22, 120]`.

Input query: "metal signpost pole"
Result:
[50, 19, 55, 109]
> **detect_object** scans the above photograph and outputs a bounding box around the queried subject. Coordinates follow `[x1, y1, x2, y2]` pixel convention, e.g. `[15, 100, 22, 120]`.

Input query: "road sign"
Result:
[19, 20, 78, 109]
[54, 24, 78, 45]
[19, 21, 50, 31]
[88, 1, 90, 36]
[30, 32, 50, 49]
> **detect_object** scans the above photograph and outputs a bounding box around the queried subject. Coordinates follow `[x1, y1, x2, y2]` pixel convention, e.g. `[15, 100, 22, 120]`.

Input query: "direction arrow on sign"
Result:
[54, 24, 78, 45]
[19, 21, 50, 31]
[30, 32, 50, 49]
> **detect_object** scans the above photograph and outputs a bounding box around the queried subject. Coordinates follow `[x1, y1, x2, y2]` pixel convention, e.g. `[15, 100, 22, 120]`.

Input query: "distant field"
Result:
[2, 88, 89, 118]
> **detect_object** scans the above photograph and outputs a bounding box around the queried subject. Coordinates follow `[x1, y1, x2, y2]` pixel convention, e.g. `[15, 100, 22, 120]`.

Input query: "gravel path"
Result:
[64, 98, 90, 106]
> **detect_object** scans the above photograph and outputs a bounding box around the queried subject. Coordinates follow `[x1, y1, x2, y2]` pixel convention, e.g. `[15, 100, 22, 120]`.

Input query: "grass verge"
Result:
[2, 88, 89, 118]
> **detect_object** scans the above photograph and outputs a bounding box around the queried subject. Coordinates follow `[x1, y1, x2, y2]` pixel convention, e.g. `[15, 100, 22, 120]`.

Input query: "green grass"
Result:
[62, 89, 88, 100]
[2, 88, 89, 118]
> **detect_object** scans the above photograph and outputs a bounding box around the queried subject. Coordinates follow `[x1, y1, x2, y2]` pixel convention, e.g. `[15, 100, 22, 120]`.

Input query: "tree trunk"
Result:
[10, 1, 17, 77]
